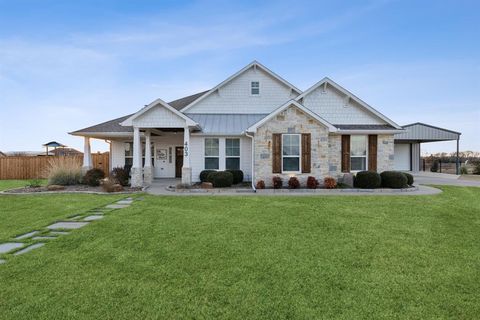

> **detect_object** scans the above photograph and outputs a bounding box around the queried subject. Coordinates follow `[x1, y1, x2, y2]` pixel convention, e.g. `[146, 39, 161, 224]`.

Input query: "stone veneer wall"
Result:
[327, 135, 342, 177]
[377, 134, 395, 173]
[254, 105, 329, 187]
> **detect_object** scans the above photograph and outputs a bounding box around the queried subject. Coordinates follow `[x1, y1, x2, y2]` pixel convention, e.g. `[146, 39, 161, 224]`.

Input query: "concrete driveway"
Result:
[413, 172, 480, 187]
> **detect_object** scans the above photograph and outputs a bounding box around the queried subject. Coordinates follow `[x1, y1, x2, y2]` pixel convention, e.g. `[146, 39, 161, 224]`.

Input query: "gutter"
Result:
[244, 131, 256, 192]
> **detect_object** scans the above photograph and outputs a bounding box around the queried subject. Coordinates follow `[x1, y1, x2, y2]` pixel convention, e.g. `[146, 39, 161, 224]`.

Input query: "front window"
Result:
[225, 138, 240, 170]
[204, 138, 219, 169]
[251, 81, 260, 95]
[124, 142, 154, 167]
[282, 134, 300, 172]
[350, 135, 367, 171]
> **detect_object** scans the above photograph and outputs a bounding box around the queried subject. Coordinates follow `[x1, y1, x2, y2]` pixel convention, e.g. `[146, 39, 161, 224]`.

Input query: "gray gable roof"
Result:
[71, 91, 209, 134]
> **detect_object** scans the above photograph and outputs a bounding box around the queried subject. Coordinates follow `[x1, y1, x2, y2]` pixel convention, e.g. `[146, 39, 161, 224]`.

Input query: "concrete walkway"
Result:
[413, 172, 480, 187]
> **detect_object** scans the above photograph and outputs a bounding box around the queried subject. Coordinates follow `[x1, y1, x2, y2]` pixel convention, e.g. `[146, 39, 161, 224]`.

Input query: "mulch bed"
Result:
[4, 185, 142, 194]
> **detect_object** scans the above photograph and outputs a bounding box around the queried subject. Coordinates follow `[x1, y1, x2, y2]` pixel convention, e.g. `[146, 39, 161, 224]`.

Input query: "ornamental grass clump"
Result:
[46, 157, 82, 186]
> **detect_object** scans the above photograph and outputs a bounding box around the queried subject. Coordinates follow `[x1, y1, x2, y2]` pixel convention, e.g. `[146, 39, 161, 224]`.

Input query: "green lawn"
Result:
[0, 186, 479, 319]
[0, 179, 47, 191]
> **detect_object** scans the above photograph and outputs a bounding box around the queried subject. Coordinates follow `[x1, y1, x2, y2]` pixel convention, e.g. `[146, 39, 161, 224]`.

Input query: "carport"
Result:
[394, 123, 461, 173]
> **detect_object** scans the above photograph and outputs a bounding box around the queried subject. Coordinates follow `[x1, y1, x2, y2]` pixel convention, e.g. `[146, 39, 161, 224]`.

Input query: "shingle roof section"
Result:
[334, 124, 397, 130]
[70, 91, 209, 134]
[187, 113, 268, 134]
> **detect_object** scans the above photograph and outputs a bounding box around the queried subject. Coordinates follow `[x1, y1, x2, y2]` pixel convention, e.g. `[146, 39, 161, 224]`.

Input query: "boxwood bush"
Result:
[354, 171, 381, 189]
[381, 171, 408, 189]
[82, 168, 105, 187]
[226, 169, 244, 184]
[200, 170, 216, 182]
[207, 171, 233, 188]
[402, 172, 414, 186]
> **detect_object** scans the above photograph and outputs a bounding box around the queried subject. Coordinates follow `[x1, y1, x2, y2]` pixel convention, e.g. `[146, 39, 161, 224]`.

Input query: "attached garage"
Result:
[394, 123, 461, 173]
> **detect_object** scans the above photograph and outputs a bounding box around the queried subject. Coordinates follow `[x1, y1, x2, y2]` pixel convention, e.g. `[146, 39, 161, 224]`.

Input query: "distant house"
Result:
[0, 151, 6, 157]
[70, 61, 461, 187]
[51, 148, 82, 156]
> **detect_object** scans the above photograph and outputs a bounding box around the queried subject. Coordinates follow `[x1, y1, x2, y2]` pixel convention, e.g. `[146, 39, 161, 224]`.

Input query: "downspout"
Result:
[244, 131, 256, 192]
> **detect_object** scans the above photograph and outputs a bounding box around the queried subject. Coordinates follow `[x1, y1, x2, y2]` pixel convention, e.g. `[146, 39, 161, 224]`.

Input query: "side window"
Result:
[251, 81, 260, 95]
[350, 136, 367, 171]
[204, 138, 219, 169]
[282, 134, 300, 172]
[225, 138, 240, 170]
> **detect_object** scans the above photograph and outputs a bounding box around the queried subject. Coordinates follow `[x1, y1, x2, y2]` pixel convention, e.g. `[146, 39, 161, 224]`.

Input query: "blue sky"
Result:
[0, 0, 479, 154]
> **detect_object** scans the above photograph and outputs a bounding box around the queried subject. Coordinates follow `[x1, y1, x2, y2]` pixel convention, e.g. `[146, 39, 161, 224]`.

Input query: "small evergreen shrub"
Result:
[256, 180, 265, 189]
[207, 171, 233, 188]
[288, 177, 300, 189]
[27, 179, 43, 188]
[323, 176, 337, 189]
[402, 172, 414, 186]
[111, 167, 129, 186]
[82, 168, 105, 186]
[226, 170, 244, 184]
[200, 170, 216, 182]
[354, 171, 381, 189]
[272, 176, 283, 189]
[430, 160, 439, 172]
[306, 176, 319, 189]
[381, 171, 408, 189]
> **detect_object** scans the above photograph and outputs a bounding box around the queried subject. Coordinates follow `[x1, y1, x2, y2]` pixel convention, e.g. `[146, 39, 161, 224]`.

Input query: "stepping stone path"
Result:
[1, 197, 136, 265]
[15, 231, 39, 240]
[14, 243, 45, 256]
[0, 242, 24, 254]
[83, 215, 104, 221]
[32, 236, 57, 240]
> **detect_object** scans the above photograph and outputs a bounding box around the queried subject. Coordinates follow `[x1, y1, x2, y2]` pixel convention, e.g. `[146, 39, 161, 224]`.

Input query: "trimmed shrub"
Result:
[46, 157, 82, 186]
[256, 180, 265, 189]
[207, 171, 233, 188]
[272, 176, 283, 189]
[306, 176, 319, 189]
[381, 171, 408, 189]
[354, 171, 381, 189]
[402, 172, 414, 186]
[111, 167, 129, 186]
[288, 177, 300, 189]
[430, 160, 439, 172]
[226, 169, 244, 184]
[200, 170, 216, 182]
[323, 176, 337, 189]
[83, 168, 105, 186]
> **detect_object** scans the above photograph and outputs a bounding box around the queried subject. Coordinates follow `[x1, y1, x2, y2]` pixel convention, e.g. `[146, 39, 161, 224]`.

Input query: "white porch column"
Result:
[130, 127, 143, 187]
[181, 126, 192, 184]
[82, 136, 93, 174]
[143, 130, 153, 185]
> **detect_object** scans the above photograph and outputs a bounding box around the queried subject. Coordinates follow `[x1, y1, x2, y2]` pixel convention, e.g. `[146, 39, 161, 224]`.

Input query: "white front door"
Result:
[154, 144, 176, 178]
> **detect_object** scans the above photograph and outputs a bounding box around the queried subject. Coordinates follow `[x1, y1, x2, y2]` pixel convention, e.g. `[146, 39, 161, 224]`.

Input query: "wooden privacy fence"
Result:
[0, 154, 109, 180]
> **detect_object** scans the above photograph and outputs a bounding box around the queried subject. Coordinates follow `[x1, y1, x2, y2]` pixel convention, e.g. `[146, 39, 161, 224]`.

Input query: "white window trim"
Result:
[204, 137, 220, 170]
[350, 135, 368, 172]
[250, 81, 260, 96]
[281, 134, 301, 174]
[225, 138, 241, 170]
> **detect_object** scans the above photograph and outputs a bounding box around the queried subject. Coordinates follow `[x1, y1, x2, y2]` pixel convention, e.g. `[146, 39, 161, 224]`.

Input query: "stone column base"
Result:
[143, 166, 153, 185]
[181, 167, 192, 185]
[130, 167, 143, 187]
[81, 166, 93, 175]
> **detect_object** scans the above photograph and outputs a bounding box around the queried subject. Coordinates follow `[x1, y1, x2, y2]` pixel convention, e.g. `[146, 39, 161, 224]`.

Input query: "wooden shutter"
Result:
[301, 133, 311, 173]
[341, 135, 350, 172]
[368, 135, 378, 171]
[272, 134, 282, 173]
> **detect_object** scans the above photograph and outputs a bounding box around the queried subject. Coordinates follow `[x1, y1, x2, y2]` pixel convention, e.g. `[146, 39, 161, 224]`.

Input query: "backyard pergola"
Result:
[394, 123, 461, 174]
[42, 141, 67, 156]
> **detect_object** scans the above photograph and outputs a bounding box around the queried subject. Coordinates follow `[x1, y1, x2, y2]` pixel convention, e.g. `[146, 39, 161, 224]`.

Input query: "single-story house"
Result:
[70, 61, 461, 187]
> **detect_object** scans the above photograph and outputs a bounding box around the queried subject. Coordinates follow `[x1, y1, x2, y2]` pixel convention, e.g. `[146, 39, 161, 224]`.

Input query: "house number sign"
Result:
[184, 141, 189, 156]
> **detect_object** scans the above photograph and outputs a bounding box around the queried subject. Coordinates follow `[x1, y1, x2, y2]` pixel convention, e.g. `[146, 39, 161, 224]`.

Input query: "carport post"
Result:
[456, 137, 460, 175]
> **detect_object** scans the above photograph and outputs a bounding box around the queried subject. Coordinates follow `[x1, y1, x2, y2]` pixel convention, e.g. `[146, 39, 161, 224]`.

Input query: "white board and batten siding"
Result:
[190, 136, 252, 182]
[301, 85, 386, 125]
[111, 140, 127, 170]
[132, 106, 186, 128]
[186, 67, 299, 114]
